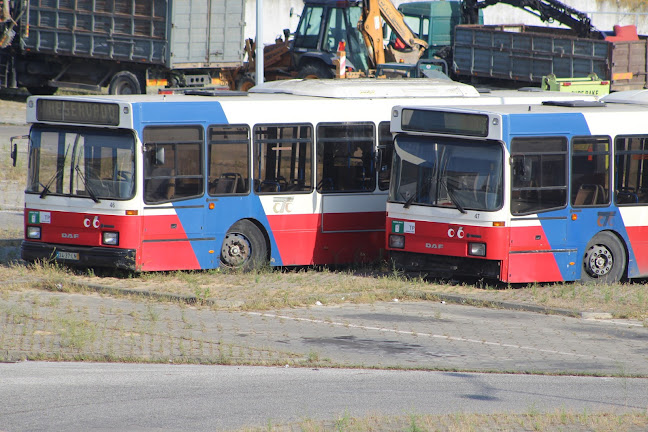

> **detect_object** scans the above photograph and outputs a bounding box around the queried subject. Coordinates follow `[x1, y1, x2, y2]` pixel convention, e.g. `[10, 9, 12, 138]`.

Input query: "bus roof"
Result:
[248, 78, 481, 98]
[600, 89, 648, 105]
[396, 98, 642, 117]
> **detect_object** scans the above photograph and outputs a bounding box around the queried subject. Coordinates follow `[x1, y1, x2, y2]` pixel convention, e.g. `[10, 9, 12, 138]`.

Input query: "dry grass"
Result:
[243, 410, 648, 431]
[0, 259, 647, 321]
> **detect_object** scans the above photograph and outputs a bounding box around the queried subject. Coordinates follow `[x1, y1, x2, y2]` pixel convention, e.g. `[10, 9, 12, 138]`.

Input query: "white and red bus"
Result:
[15, 78, 595, 271]
[387, 90, 648, 283]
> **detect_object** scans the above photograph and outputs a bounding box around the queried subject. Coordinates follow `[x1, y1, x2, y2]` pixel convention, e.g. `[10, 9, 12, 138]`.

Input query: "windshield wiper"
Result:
[74, 166, 101, 203]
[401, 190, 418, 209]
[39, 135, 78, 199]
[441, 179, 467, 214]
[39, 168, 63, 199]
[404, 194, 417, 209]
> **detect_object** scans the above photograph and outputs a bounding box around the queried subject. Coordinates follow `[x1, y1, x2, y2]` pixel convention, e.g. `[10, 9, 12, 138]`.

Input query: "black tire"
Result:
[108, 71, 143, 95]
[237, 75, 256, 91]
[220, 220, 267, 270]
[26, 86, 57, 95]
[297, 63, 334, 79]
[581, 231, 626, 284]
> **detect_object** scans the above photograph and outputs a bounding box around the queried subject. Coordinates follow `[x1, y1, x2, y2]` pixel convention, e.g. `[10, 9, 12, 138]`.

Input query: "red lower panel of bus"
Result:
[624, 226, 648, 276]
[267, 211, 385, 266]
[139, 214, 201, 271]
[504, 252, 564, 283]
[140, 240, 200, 271]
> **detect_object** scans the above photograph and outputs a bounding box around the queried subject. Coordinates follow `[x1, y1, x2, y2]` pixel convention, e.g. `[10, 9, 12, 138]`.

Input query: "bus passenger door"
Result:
[141, 126, 206, 271]
[315, 122, 385, 264]
[508, 137, 574, 282]
[567, 136, 629, 280]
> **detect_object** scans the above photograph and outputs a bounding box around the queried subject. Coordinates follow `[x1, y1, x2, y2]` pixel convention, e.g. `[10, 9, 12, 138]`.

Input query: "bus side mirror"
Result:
[512, 156, 533, 182]
[10, 135, 28, 167]
[10, 143, 17, 167]
[155, 147, 165, 165]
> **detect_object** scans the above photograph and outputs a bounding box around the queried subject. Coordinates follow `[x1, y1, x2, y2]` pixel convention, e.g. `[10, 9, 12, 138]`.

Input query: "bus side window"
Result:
[208, 125, 250, 195]
[317, 122, 375, 193]
[615, 135, 648, 205]
[510, 137, 568, 215]
[254, 124, 313, 194]
[378, 121, 392, 191]
[571, 136, 610, 207]
[143, 126, 204, 204]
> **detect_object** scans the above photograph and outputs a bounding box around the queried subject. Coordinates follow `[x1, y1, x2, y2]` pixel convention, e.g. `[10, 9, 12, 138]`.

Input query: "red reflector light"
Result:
[158, 90, 173, 95]
[561, 82, 572, 86]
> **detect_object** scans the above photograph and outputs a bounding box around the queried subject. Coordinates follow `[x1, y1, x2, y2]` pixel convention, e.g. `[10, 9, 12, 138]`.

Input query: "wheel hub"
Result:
[585, 245, 613, 276]
[221, 233, 251, 267]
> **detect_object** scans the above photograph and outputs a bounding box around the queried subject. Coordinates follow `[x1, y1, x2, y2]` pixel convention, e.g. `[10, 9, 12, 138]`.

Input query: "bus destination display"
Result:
[36, 99, 120, 126]
[401, 109, 489, 137]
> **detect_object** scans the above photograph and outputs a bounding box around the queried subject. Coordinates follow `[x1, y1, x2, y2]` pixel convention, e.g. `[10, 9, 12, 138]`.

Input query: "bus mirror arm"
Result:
[9, 135, 28, 167]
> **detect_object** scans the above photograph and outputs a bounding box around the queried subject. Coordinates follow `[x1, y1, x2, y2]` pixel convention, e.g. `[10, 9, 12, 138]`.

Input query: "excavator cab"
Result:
[292, 0, 369, 78]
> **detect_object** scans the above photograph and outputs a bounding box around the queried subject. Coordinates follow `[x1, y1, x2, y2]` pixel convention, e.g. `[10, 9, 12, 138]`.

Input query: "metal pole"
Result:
[255, 0, 264, 86]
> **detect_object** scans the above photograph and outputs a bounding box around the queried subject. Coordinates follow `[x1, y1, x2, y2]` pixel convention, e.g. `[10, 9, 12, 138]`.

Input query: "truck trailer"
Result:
[0, 0, 247, 94]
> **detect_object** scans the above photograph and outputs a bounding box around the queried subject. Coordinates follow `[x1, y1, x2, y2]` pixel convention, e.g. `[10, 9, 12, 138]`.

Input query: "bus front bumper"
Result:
[390, 250, 501, 279]
[21, 241, 137, 270]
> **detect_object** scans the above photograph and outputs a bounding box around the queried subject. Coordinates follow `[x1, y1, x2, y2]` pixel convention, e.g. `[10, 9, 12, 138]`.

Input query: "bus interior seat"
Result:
[574, 183, 604, 205]
[259, 179, 281, 192]
[210, 172, 241, 194]
[617, 188, 639, 204]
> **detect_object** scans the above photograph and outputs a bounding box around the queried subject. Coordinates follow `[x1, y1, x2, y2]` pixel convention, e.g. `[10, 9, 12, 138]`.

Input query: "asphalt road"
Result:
[1, 362, 647, 432]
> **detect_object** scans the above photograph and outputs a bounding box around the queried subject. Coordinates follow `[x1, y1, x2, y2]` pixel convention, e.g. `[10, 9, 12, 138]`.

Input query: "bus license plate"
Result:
[56, 251, 79, 261]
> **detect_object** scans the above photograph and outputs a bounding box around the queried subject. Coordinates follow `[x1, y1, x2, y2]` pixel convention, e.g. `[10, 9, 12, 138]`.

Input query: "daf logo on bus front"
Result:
[425, 243, 444, 249]
[62, 233, 79, 239]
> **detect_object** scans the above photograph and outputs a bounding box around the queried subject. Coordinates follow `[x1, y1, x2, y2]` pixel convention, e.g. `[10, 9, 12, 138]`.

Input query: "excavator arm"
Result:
[361, 0, 429, 67]
[462, 0, 598, 38]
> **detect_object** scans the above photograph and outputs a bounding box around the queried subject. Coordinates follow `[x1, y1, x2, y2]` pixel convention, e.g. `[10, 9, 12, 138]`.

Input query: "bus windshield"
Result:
[26, 126, 135, 201]
[390, 135, 503, 212]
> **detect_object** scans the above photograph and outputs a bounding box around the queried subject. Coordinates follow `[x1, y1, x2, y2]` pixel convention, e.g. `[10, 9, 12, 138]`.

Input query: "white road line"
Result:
[245, 311, 614, 361]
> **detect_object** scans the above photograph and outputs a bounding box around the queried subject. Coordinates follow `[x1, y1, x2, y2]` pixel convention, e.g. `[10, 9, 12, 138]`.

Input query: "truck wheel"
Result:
[237, 75, 256, 91]
[297, 63, 334, 79]
[581, 231, 626, 284]
[220, 220, 267, 270]
[109, 71, 142, 95]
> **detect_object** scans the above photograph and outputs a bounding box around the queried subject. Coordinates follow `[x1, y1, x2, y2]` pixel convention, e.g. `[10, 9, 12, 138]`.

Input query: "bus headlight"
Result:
[102, 232, 119, 246]
[26, 226, 41, 239]
[468, 242, 486, 257]
[389, 234, 405, 249]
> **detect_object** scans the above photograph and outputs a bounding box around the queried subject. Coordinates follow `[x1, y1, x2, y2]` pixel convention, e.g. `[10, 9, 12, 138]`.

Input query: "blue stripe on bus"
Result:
[506, 112, 638, 281]
[135, 101, 284, 269]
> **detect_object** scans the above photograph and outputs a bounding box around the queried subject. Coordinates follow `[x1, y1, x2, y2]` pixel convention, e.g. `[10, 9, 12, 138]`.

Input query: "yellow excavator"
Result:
[248, 0, 430, 83]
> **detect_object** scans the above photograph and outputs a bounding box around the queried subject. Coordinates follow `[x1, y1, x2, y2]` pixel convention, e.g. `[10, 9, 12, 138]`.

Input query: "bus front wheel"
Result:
[220, 220, 267, 270]
[581, 232, 626, 284]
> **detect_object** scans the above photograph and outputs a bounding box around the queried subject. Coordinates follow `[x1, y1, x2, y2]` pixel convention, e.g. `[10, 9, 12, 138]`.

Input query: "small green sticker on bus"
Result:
[27, 211, 51, 224]
[392, 221, 404, 233]
[28, 211, 40, 224]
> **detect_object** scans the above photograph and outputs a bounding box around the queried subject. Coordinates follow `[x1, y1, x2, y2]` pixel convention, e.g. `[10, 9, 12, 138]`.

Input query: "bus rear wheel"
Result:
[581, 232, 626, 284]
[220, 220, 267, 270]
